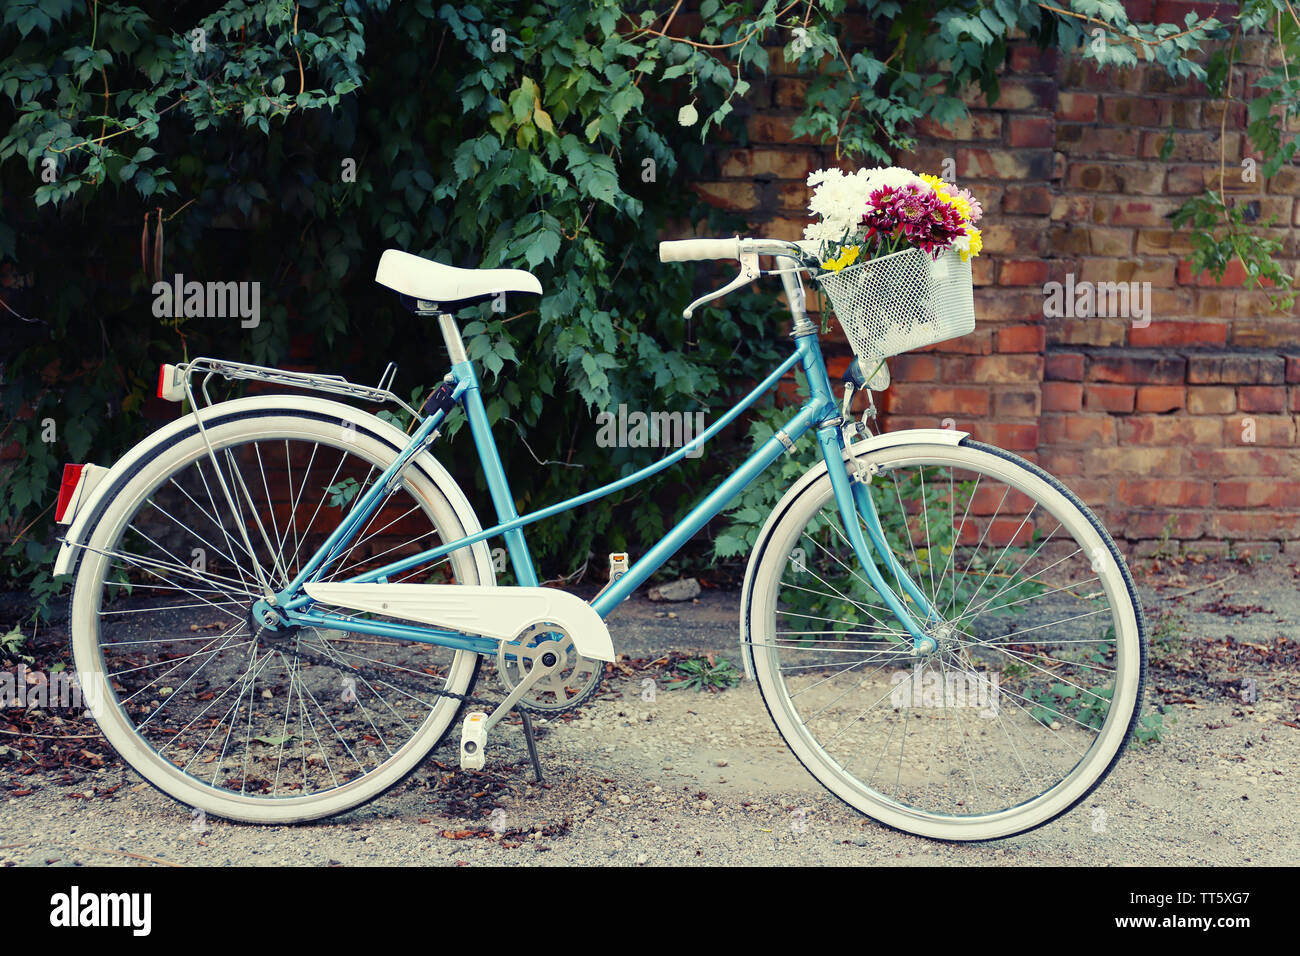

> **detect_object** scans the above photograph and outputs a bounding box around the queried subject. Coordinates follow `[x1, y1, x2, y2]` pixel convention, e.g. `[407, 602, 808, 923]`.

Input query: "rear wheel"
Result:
[69, 407, 487, 823]
[744, 438, 1146, 841]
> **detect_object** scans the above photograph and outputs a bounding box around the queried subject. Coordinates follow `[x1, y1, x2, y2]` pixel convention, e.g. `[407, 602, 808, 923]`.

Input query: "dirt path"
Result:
[1, 558, 1297, 866]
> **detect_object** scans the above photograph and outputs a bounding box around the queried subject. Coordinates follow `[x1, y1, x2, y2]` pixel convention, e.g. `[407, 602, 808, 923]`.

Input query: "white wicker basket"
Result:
[814, 246, 976, 390]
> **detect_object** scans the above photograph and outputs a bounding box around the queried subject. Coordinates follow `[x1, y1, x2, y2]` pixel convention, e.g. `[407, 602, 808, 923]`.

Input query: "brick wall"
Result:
[690, 2, 1300, 557]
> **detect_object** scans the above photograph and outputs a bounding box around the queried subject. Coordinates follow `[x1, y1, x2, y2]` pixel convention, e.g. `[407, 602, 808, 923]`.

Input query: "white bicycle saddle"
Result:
[375, 248, 542, 304]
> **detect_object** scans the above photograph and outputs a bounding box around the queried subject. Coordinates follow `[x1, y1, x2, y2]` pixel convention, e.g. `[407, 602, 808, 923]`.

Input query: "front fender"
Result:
[737, 427, 968, 681]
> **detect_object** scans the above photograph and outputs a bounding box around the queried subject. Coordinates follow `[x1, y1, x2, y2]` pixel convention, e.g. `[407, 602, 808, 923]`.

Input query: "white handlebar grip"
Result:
[658, 237, 742, 262]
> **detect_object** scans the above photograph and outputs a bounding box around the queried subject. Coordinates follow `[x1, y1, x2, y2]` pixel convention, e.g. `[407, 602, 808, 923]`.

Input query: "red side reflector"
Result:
[56, 463, 85, 522]
[157, 365, 167, 399]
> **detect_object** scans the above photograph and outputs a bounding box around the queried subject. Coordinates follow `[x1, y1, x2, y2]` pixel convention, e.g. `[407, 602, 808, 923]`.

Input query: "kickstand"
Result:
[517, 709, 545, 784]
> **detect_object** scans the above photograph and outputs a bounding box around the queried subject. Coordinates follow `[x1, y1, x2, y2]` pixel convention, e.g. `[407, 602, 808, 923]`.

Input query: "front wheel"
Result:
[743, 438, 1147, 841]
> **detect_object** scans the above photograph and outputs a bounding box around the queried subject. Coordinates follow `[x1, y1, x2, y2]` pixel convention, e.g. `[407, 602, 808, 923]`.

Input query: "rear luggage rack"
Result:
[164, 357, 424, 421]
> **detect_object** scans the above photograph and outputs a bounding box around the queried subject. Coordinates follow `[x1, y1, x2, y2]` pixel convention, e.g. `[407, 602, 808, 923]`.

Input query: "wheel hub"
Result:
[248, 598, 297, 645]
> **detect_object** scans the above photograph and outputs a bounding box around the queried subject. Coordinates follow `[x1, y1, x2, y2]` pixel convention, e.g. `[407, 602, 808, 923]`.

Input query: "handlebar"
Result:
[658, 236, 819, 264]
[659, 236, 820, 319]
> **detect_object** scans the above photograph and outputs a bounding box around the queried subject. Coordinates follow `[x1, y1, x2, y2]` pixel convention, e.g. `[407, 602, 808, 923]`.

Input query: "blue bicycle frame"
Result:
[272, 312, 944, 656]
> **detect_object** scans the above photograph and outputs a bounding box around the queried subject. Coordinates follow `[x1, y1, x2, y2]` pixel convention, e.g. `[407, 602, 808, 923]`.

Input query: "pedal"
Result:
[592, 552, 629, 603]
[460, 711, 488, 771]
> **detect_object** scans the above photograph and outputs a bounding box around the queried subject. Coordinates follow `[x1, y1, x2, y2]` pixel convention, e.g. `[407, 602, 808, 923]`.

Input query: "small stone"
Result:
[618, 794, 631, 805]
[715, 758, 728, 767]
[636, 852, 648, 865]
[648, 578, 701, 602]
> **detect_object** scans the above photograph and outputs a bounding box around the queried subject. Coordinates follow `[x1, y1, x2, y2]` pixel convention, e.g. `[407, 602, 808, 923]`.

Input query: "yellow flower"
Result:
[921, 173, 974, 222]
[958, 226, 983, 262]
[821, 244, 861, 272]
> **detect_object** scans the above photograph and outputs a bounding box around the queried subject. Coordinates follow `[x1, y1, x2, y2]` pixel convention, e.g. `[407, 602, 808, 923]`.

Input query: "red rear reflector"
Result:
[157, 365, 167, 399]
[56, 463, 85, 522]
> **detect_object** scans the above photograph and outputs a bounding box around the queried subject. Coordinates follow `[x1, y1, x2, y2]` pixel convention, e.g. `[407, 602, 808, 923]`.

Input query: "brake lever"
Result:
[682, 249, 761, 319]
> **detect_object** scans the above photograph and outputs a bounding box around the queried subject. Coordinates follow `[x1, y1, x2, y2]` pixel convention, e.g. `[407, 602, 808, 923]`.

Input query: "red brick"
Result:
[942, 354, 1043, 383]
[1056, 125, 1141, 158]
[1083, 446, 1186, 475]
[718, 149, 819, 179]
[994, 389, 1041, 417]
[691, 181, 759, 211]
[1191, 448, 1300, 476]
[961, 76, 1057, 111]
[1002, 185, 1053, 215]
[1128, 321, 1227, 348]
[1227, 415, 1297, 446]
[1285, 354, 1300, 384]
[1177, 257, 1274, 288]
[1045, 352, 1085, 381]
[915, 113, 1003, 141]
[1042, 382, 1083, 411]
[1186, 386, 1235, 415]
[1188, 353, 1286, 385]
[1118, 416, 1222, 445]
[1087, 354, 1187, 385]
[1117, 479, 1211, 508]
[1208, 512, 1300, 539]
[1153, 1, 1237, 24]
[890, 354, 939, 381]
[745, 114, 816, 145]
[1055, 92, 1098, 122]
[1237, 386, 1287, 413]
[1101, 96, 1162, 127]
[1113, 510, 1205, 540]
[1008, 116, 1055, 148]
[1041, 414, 1116, 444]
[966, 422, 1039, 451]
[1215, 480, 1300, 508]
[1086, 384, 1136, 412]
[997, 325, 1046, 352]
[957, 148, 1055, 181]
[1009, 44, 1059, 74]
[1135, 386, 1185, 412]
[880, 386, 990, 417]
[998, 260, 1050, 287]
[772, 78, 809, 108]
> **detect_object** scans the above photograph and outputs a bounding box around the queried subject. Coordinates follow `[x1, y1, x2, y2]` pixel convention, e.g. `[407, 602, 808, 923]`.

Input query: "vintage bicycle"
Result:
[54, 238, 1146, 840]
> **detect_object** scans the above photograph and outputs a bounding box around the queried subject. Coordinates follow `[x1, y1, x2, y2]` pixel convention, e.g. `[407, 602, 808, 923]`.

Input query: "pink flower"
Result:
[861, 184, 968, 256]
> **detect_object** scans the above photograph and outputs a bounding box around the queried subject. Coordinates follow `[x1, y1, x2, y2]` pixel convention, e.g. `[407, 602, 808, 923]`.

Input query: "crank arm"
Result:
[484, 647, 558, 731]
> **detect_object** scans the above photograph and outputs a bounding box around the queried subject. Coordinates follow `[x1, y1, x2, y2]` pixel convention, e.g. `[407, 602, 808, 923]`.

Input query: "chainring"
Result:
[496, 623, 604, 713]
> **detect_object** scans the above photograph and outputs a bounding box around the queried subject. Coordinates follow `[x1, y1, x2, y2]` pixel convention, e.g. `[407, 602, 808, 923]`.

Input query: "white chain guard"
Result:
[302, 583, 616, 662]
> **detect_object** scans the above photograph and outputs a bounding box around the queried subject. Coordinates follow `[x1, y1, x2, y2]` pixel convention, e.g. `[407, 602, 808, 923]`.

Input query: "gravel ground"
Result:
[1, 557, 1297, 867]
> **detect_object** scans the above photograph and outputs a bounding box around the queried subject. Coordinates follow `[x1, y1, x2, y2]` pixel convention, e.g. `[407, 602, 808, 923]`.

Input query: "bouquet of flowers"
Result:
[802, 166, 982, 390]
[804, 166, 984, 271]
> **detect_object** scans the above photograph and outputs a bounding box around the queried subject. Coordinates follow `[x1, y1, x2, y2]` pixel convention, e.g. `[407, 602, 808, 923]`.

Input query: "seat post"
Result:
[420, 303, 468, 365]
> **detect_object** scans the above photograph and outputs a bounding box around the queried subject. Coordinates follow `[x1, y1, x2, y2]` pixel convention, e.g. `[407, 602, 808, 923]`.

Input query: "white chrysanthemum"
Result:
[805, 167, 873, 242]
[860, 166, 927, 194]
